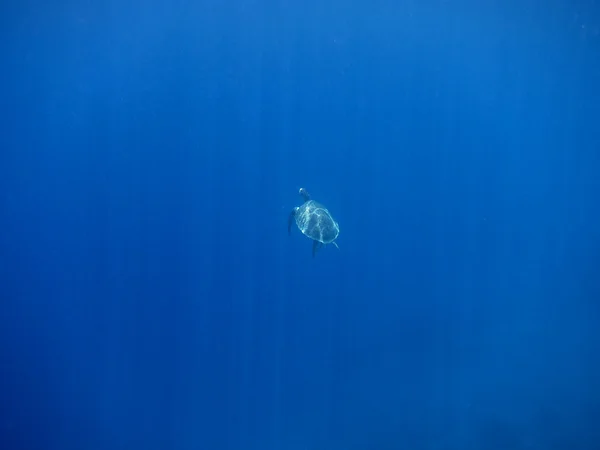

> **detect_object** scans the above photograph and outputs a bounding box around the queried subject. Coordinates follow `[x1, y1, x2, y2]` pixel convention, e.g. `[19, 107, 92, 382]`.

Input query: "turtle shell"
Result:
[295, 200, 339, 244]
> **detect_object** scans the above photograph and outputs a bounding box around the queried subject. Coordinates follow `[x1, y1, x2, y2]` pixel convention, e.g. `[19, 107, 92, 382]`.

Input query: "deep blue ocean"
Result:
[1, 1, 599, 449]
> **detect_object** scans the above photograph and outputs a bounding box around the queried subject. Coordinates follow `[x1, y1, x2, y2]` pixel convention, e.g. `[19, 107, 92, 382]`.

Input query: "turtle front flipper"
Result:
[287, 209, 296, 236]
[312, 240, 322, 258]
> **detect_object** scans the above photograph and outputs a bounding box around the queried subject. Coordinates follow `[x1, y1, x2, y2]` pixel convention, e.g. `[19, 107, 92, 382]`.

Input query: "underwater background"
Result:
[1, 0, 600, 449]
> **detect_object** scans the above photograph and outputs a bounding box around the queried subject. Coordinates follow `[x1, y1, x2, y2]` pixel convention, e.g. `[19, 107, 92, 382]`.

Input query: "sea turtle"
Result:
[288, 188, 340, 257]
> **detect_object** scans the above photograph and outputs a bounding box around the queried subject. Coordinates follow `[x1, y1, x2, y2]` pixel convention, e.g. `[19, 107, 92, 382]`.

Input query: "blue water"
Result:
[1, 1, 599, 449]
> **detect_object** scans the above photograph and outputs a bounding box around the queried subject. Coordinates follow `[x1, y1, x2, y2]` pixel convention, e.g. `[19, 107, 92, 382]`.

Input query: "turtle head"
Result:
[299, 188, 311, 202]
